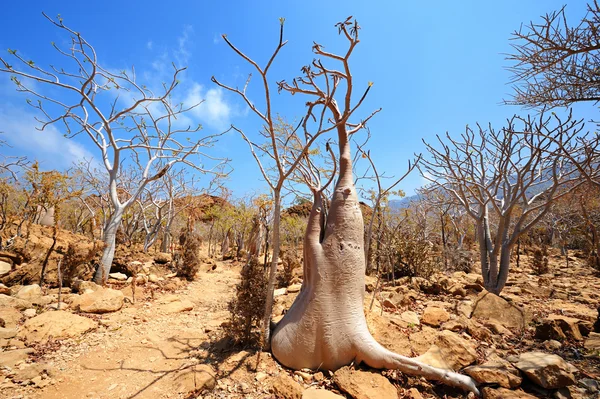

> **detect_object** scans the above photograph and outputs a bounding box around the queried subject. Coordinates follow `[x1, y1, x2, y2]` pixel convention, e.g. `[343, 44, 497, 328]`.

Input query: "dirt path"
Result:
[31, 264, 241, 399]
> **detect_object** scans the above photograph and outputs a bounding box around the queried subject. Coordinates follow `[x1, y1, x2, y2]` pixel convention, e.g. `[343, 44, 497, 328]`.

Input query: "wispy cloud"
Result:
[181, 84, 232, 130]
[146, 40, 153, 50]
[0, 105, 95, 169]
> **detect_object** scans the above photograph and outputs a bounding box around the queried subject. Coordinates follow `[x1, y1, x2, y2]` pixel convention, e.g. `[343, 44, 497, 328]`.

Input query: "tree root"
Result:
[354, 332, 480, 395]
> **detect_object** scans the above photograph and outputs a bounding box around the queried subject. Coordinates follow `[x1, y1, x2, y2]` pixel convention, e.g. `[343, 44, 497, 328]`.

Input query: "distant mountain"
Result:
[388, 193, 421, 210]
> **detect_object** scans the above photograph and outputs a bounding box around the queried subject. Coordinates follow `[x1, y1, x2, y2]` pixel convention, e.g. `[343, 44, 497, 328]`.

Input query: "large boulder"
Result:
[0, 294, 32, 310]
[74, 288, 124, 313]
[545, 314, 584, 341]
[472, 292, 526, 331]
[333, 367, 397, 399]
[17, 310, 97, 343]
[417, 330, 478, 371]
[513, 351, 576, 389]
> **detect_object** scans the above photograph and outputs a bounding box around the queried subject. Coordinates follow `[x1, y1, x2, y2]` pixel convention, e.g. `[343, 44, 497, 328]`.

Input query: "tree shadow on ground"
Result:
[81, 333, 258, 399]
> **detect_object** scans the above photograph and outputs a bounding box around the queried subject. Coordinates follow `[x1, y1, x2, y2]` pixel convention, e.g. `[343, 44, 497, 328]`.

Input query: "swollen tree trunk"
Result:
[93, 207, 124, 284]
[271, 128, 479, 394]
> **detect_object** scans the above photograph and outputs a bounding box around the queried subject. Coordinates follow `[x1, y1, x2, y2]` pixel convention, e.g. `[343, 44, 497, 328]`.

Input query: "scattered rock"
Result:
[399, 311, 420, 326]
[15, 284, 41, 300]
[545, 315, 584, 341]
[17, 310, 97, 343]
[417, 330, 478, 371]
[465, 358, 522, 388]
[72, 280, 101, 294]
[75, 288, 124, 313]
[406, 388, 423, 399]
[0, 294, 32, 310]
[543, 340, 562, 351]
[0, 348, 34, 367]
[0, 327, 17, 339]
[513, 351, 576, 389]
[274, 288, 287, 297]
[23, 308, 37, 318]
[472, 292, 526, 331]
[457, 300, 474, 318]
[271, 374, 303, 399]
[160, 299, 194, 313]
[481, 387, 537, 398]
[154, 252, 172, 264]
[579, 378, 599, 394]
[333, 367, 397, 399]
[421, 307, 450, 327]
[584, 332, 600, 352]
[287, 284, 302, 293]
[148, 274, 159, 283]
[303, 387, 345, 399]
[0, 260, 11, 277]
[170, 364, 216, 394]
[0, 306, 22, 328]
[535, 319, 567, 341]
[108, 272, 127, 281]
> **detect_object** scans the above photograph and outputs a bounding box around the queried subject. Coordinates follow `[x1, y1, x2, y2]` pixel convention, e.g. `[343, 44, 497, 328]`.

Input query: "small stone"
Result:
[543, 340, 562, 351]
[465, 358, 522, 389]
[15, 284, 41, 300]
[148, 274, 159, 283]
[421, 307, 450, 327]
[256, 371, 268, 382]
[271, 374, 303, 399]
[333, 366, 397, 399]
[302, 387, 345, 399]
[0, 327, 17, 339]
[160, 299, 194, 313]
[0, 260, 11, 277]
[23, 308, 37, 318]
[274, 288, 287, 297]
[287, 284, 302, 293]
[108, 272, 127, 281]
[481, 387, 537, 398]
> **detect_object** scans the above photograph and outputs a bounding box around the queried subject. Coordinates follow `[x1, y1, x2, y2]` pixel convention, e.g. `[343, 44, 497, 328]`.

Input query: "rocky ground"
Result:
[0, 247, 599, 399]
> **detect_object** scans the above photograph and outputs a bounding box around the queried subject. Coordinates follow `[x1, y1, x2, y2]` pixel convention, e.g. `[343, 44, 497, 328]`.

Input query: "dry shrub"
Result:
[396, 236, 436, 279]
[277, 250, 300, 288]
[443, 247, 473, 273]
[531, 244, 550, 275]
[176, 231, 201, 281]
[587, 251, 600, 273]
[225, 256, 267, 346]
[61, 242, 100, 287]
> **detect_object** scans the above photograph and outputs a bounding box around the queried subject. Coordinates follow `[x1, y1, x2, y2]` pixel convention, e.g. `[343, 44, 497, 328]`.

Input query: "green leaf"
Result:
[7, 48, 16, 55]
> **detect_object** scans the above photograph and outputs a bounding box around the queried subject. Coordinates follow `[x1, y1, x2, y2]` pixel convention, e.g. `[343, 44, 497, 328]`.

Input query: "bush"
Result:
[225, 256, 267, 346]
[395, 236, 436, 279]
[443, 247, 473, 273]
[587, 251, 600, 273]
[61, 242, 100, 287]
[176, 231, 202, 281]
[531, 244, 550, 275]
[277, 250, 300, 288]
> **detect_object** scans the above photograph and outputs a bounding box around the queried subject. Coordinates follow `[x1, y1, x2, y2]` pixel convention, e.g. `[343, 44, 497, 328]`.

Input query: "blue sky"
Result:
[0, 1, 596, 201]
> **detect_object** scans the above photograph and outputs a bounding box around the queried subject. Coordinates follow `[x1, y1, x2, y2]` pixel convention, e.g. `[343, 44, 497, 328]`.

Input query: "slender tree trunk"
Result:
[93, 207, 124, 284]
[261, 189, 281, 351]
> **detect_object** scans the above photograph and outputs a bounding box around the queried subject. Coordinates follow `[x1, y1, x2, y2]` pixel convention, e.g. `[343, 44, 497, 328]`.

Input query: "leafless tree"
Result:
[0, 13, 229, 283]
[421, 112, 585, 294]
[507, 1, 600, 109]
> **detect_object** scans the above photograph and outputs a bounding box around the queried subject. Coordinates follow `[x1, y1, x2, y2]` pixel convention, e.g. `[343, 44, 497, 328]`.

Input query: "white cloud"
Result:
[0, 106, 96, 169]
[175, 25, 194, 66]
[213, 34, 220, 45]
[182, 83, 232, 130]
[146, 40, 153, 50]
